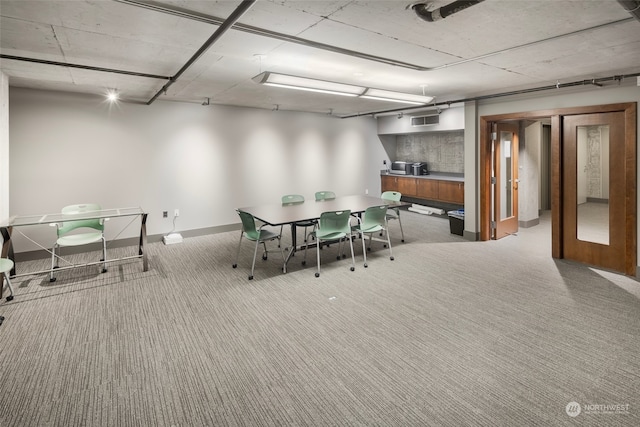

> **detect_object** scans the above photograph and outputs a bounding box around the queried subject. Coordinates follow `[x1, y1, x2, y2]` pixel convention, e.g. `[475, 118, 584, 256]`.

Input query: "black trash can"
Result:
[447, 209, 464, 236]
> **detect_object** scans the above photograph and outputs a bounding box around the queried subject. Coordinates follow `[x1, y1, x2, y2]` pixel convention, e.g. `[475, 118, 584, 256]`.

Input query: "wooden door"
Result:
[562, 112, 629, 273]
[493, 123, 519, 239]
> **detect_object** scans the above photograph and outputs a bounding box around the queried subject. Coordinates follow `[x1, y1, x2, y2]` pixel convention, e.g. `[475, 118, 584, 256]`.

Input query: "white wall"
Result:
[0, 72, 9, 225]
[463, 101, 477, 238]
[8, 88, 386, 253]
[521, 121, 541, 224]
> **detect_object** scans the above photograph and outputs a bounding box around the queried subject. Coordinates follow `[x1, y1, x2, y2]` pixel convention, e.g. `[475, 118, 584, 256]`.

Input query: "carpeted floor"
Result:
[1, 210, 639, 426]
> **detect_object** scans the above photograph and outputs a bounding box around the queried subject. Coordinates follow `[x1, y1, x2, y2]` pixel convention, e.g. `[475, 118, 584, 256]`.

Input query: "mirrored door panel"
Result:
[576, 125, 610, 245]
[563, 112, 626, 272]
[499, 131, 514, 220]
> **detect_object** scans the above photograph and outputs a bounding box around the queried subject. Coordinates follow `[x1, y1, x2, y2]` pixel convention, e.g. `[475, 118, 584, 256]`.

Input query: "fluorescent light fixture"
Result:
[360, 88, 433, 105]
[253, 71, 434, 105]
[253, 72, 364, 97]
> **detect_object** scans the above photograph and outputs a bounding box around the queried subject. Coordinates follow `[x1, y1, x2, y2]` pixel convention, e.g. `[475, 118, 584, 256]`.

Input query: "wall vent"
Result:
[410, 114, 440, 126]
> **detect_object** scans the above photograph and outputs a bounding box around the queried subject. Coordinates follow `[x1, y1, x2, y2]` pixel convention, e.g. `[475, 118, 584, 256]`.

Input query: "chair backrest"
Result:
[318, 210, 351, 235]
[381, 191, 401, 202]
[282, 194, 305, 205]
[361, 205, 388, 229]
[237, 210, 259, 240]
[315, 191, 336, 201]
[58, 203, 104, 236]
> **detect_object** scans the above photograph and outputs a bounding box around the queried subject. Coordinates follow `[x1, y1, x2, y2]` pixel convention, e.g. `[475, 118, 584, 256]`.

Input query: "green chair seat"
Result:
[57, 232, 104, 247]
[0, 258, 15, 301]
[352, 205, 394, 268]
[281, 194, 316, 245]
[234, 210, 285, 280]
[381, 191, 405, 242]
[50, 203, 107, 282]
[303, 209, 355, 277]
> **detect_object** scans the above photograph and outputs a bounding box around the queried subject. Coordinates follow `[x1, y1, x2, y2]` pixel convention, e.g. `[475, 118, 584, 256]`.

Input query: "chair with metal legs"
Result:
[281, 194, 316, 246]
[352, 205, 394, 268]
[50, 203, 107, 282]
[0, 258, 15, 302]
[233, 210, 285, 280]
[303, 210, 355, 277]
[381, 191, 405, 242]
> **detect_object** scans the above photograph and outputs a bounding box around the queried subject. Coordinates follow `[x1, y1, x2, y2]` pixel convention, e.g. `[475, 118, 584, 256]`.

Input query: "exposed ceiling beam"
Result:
[342, 72, 640, 119]
[117, 0, 634, 74]
[0, 54, 171, 80]
[146, 0, 256, 105]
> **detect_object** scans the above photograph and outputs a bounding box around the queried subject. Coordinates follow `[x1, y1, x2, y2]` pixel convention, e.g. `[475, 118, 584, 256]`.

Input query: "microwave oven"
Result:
[391, 161, 412, 175]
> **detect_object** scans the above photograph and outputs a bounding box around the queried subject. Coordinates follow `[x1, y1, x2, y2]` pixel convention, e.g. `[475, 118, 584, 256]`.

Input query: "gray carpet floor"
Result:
[1, 210, 639, 426]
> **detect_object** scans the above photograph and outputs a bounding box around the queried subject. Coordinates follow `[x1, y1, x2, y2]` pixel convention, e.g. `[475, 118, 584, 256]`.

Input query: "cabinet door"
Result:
[438, 181, 464, 204]
[381, 175, 396, 193]
[416, 179, 439, 200]
[396, 177, 417, 197]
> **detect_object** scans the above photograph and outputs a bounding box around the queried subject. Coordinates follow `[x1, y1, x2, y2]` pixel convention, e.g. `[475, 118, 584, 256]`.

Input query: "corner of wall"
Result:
[0, 72, 9, 224]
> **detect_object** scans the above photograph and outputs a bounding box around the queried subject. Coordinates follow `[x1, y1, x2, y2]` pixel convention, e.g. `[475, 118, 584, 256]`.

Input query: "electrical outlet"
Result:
[383, 160, 387, 165]
[365, 189, 369, 195]
[163, 211, 168, 218]
[174, 209, 180, 217]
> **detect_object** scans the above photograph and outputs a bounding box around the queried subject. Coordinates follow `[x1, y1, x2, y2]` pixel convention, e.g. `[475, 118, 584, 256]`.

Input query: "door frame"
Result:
[479, 102, 636, 275]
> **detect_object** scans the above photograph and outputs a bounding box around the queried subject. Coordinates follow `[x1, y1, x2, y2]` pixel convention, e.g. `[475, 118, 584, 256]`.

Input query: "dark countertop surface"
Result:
[381, 171, 464, 182]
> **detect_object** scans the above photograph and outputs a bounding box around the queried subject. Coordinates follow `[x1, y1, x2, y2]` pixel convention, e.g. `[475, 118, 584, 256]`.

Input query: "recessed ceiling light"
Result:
[106, 90, 119, 102]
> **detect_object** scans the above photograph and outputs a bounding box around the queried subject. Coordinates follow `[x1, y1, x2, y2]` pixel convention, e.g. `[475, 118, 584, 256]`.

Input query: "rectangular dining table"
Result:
[237, 195, 407, 272]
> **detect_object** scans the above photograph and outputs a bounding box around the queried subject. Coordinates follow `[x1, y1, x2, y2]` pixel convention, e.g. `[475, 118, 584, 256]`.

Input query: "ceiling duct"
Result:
[411, 0, 485, 22]
[617, 0, 640, 22]
[411, 114, 440, 127]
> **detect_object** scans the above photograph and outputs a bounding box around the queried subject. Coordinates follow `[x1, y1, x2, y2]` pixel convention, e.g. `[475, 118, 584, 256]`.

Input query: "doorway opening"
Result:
[480, 103, 636, 275]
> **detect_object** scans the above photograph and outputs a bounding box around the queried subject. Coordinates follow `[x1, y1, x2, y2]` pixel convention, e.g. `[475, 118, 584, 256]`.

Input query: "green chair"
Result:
[381, 191, 404, 242]
[315, 191, 336, 201]
[352, 205, 393, 268]
[233, 210, 285, 280]
[0, 258, 15, 301]
[281, 194, 316, 244]
[50, 203, 107, 282]
[303, 210, 355, 277]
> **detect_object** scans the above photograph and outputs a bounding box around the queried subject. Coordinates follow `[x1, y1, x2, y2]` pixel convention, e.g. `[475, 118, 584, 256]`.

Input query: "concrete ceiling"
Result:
[1, 0, 639, 117]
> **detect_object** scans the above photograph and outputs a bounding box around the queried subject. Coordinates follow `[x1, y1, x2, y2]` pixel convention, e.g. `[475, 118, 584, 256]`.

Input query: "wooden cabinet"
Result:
[437, 181, 464, 204]
[381, 175, 464, 205]
[416, 179, 438, 200]
[397, 177, 417, 197]
[381, 175, 417, 197]
[381, 175, 396, 193]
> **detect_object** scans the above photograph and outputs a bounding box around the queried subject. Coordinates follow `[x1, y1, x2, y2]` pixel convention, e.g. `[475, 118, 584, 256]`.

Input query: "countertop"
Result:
[381, 171, 464, 182]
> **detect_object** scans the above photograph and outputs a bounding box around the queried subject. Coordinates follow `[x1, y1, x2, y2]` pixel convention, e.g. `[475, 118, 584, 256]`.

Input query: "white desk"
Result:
[0, 207, 148, 297]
